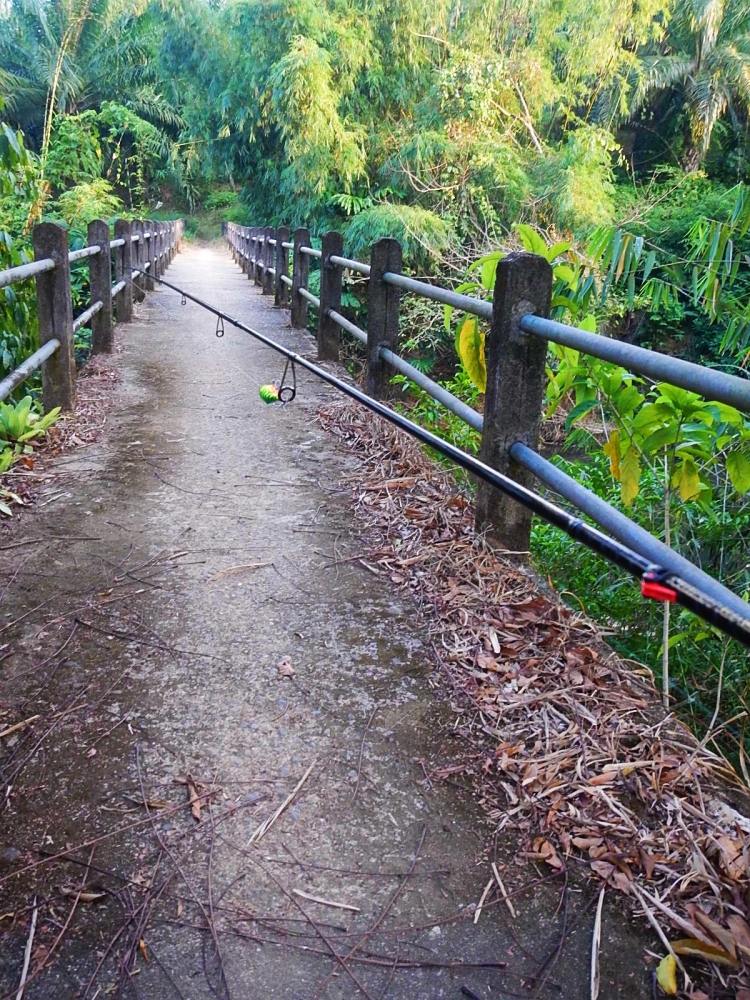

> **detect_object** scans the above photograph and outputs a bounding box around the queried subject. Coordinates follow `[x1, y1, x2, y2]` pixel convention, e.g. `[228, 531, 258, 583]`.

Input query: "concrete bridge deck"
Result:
[0, 243, 650, 998]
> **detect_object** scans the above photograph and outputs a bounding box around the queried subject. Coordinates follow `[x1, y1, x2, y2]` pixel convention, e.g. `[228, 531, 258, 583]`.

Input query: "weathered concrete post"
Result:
[275, 226, 290, 307]
[250, 228, 258, 281]
[254, 230, 264, 287]
[156, 223, 164, 278]
[133, 220, 146, 303]
[87, 219, 113, 353]
[290, 228, 311, 329]
[114, 220, 133, 322]
[366, 238, 402, 399]
[475, 252, 553, 551]
[318, 231, 343, 361]
[145, 221, 156, 291]
[32, 223, 76, 412]
[262, 227, 274, 295]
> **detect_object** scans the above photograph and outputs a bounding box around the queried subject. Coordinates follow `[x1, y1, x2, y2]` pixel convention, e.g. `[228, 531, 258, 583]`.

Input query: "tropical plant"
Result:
[0, 395, 60, 447]
[639, 0, 750, 170]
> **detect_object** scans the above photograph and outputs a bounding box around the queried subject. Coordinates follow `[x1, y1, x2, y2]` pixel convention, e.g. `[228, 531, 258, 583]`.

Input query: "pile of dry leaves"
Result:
[319, 399, 750, 996]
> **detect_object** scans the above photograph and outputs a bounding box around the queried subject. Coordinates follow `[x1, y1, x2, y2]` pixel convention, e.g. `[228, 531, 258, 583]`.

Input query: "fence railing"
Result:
[225, 221, 750, 624]
[0, 218, 183, 412]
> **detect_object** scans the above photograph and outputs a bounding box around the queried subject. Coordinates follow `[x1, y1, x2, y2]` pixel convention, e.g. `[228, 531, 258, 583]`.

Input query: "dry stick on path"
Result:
[248, 854, 377, 1000]
[311, 825, 428, 1000]
[351, 708, 377, 805]
[134, 745, 231, 1000]
[14, 897, 37, 1000]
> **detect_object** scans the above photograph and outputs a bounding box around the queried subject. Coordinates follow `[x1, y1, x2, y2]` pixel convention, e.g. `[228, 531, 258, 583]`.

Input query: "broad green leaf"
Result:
[727, 450, 750, 493]
[481, 255, 500, 290]
[603, 430, 621, 480]
[456, 316, 486, 394]
[579, 314, 597, 332]
[515, 224, 547, 257]
[564, 398, 598, 429]
[671, 456, 701, 501]
[546, 241, 571, 261]
[620, 446, 641, 506]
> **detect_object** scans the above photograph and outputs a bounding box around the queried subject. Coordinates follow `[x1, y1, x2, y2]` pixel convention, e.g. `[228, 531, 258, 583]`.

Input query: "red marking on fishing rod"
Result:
[641, 569, 677, 603]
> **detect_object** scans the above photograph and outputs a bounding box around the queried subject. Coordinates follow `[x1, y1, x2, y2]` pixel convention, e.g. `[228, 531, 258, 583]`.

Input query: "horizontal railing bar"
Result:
[268, 238, 277, 246]
[282, 241, 293, 250]
[521, 315, 750, 414]
[143, 264, 750, 645]
[280, 274, 293, 287]
[131, 234, 140, 243]
[68, 245, 100, 263]
[299, 287, 320, 306]
[300, 246, 322, 259]
[383, 272, 493, 320]
[511, 441, 750, 621]
[0, 258, 55, 289]
[379, 347, 484, 430]
[110, 238, 126, 249]
[267, 267, 276, 276]
[72, 300, 104, 332]
[111, 279, 126, 297]
[327, 309, 367, 345]
[0, 339, 60, 402]
[329, 254, 371, 277]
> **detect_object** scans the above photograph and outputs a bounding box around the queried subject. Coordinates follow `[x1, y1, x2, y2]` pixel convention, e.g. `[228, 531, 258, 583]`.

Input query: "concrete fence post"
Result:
[145, 221, 156, 291]
[262, 226, 274, 295]
[114, 220, 133, 322]
[275, 226, 290, 307]
[32, 222, 76, 412]
[475, 252, 553, 551]
[366, 238, 402, 399]
[291, 228, 311, 329]
[151, 223, 159, 282]
[250, 228, 258, 281]
[318, 231, 343, 361]
[133, 220, 145, 303]
[254, 229, 264, 287]
[157, 223, 164, 277]
[87, 219, 113, 353]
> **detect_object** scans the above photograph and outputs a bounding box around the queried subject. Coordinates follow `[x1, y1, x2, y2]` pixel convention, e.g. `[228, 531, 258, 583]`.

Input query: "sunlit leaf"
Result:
[620, 446, 641, 506]
[456, 316, 486, 394]
[727, 450, 750, 493]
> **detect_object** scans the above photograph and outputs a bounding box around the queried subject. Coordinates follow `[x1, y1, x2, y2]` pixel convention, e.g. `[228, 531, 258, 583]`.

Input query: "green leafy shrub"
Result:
[345, 204, 454, 270]
[54, 179, 123, 226]
[0, 396, 60, 450]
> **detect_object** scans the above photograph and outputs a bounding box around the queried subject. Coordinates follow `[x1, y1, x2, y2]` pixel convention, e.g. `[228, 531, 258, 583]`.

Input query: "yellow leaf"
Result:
[620, 446, 641, 506]
[457, 316, 486, 393]
[671, 457, 701, 502]
[656, 953, 677, 995]
[603, 430, 621, 480]
[671, 938, 738, 968]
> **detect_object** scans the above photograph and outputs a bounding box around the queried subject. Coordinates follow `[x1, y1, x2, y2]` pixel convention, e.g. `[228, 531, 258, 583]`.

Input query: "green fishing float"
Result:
[259, 383, 280, 403]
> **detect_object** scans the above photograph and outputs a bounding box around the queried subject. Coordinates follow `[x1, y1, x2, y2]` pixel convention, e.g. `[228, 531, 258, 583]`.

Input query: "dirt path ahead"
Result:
[0, 243, 651, 998]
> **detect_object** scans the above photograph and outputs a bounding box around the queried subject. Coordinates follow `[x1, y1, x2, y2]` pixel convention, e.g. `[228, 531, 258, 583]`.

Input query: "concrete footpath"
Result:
[0, 243, 651, 998]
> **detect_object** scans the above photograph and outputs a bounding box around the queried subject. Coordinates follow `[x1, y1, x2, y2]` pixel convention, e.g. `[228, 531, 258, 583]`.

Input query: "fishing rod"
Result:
[133, 268, 750, 648]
